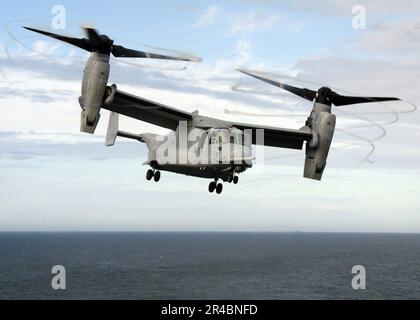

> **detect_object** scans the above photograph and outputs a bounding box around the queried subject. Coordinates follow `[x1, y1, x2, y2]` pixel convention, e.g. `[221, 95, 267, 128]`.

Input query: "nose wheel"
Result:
[146, 169, 161, 182]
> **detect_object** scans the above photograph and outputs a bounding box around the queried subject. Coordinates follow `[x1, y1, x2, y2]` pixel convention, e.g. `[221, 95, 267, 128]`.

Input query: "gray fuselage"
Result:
[143, 127, 253, 181]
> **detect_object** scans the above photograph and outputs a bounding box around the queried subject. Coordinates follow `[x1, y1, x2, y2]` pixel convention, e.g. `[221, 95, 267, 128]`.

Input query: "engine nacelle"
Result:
[79, 53, 110, 134]
[304, 110, 336, 181]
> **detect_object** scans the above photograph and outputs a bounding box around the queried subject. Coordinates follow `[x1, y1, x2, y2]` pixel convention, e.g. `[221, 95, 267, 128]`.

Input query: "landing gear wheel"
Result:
[208, 181, 216, 193]
[228, 176, 233, 183]
[216, 183, 223, 194]
[146, 169, 154, 181]
[233, 176, 239, 184]
[153, 171, 161, 182]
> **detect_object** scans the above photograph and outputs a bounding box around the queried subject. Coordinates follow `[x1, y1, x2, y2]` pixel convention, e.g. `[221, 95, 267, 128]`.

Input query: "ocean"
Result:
[0, 232, 419, 299]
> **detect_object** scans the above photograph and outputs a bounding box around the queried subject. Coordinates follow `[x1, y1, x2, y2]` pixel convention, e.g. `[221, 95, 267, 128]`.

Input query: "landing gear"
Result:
[209, 179, 223, 194]
[209, 174, 238, 194]
[208, 181, 216, 193]
[146, 169, 161, 182]
[233, 175, 239, 184]
[154, 171, 161, 182]
[228, 173, 239, 184]
[146, 169, 154, 181]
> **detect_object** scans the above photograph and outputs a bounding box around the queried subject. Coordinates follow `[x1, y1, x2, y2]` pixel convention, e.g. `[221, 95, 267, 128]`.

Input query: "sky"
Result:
[1, 0, 420, 232]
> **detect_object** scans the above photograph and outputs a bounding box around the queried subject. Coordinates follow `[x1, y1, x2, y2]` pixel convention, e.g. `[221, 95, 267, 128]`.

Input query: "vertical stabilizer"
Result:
[105, 112, 119, 146]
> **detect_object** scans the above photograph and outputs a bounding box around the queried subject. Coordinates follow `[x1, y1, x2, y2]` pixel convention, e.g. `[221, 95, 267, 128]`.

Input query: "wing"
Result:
[232, 121, 312, 149]
[102, 86, 312, 149]
[102, 87, 192, 130]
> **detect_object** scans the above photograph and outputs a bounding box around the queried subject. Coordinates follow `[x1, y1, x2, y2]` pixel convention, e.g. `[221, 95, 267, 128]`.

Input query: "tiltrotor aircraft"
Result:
[25, 26, 401, 194]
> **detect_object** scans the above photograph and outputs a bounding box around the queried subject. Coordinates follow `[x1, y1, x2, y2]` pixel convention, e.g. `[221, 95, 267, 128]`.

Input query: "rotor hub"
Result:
[316, 87, 334, 106]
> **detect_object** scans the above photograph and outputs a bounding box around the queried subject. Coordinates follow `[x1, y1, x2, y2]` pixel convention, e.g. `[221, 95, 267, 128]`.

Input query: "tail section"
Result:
[105, 111, 144, 146]
[105, 112, 119, 146]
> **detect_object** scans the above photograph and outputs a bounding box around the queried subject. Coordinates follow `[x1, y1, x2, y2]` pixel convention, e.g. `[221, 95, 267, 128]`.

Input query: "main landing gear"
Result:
[228, 174, 239, 184]
[208, 179, 223, 194]
[146, 169, 161, 182]
[209, 174, 239, 194]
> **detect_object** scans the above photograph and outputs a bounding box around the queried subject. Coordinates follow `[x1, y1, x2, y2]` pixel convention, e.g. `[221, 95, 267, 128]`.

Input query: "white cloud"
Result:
[292, 0, 420, 16]
[31, 40, 62, 56]
[355, 19, 420, 56]
[229, 11, 280, 35]
[234, 40, 251, 65]
[194, 5, 219, 28]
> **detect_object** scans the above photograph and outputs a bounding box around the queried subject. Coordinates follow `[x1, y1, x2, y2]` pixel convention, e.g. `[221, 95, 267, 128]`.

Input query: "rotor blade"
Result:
[83, 27, 103, 45]
[332, 94, 401, 106]
[111, 45, 201, 62]
[23, 26, 91, 52]
[237, 69, 317, 102]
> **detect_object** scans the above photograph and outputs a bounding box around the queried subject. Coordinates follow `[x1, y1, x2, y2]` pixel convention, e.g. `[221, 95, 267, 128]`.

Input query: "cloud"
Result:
[0, 138, 146, 161]
[0, 86, 74, 103]
[194, 5, 219, 28]
[354, 19, 420, 57]
[234, 40, 251, 65]
[291, 0, 420, 16]
[229, 11, 281, 35]
[30, 40, 62, 57]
